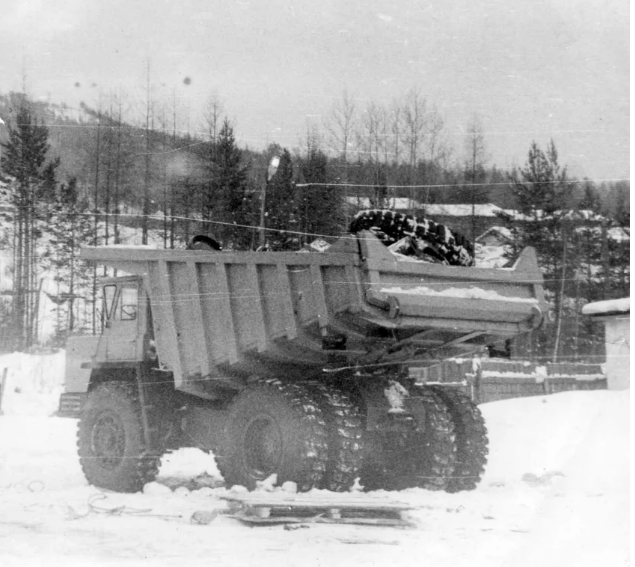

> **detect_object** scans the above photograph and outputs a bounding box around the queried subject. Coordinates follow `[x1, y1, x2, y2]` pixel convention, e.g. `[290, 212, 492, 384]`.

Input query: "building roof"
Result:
[424, 203, 505, 217]
[582, 298, 630, 317]
[344, 199, 508, 217]
[476, 226, 513, 243]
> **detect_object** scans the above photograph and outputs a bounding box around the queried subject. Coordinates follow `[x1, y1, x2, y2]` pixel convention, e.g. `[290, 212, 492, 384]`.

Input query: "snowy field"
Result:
[0, 352, 629, 567]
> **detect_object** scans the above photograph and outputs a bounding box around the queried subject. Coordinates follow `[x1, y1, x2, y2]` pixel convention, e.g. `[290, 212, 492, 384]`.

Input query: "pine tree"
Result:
[1, 97, 59, 348]
[207, 120, 254, 249]
[604, 183, 630, 300]
[297, 144, 344, 246]
[499, 140, 574, 360]
[42, 178, 94, 345]
[265, 149, 297, 251]
[570, 180, 605, 359]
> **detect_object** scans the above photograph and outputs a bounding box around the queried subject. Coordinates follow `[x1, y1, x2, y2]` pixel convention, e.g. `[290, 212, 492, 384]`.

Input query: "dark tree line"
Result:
[498, 141, 629, 363]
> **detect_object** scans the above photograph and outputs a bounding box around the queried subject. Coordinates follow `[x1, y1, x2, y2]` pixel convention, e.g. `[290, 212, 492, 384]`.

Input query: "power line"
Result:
[295, 179, 630, 189]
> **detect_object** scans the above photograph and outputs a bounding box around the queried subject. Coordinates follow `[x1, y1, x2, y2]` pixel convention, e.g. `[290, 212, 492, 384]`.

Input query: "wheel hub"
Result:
[242, 416, 283, 478]
[91, 411, 126, 470]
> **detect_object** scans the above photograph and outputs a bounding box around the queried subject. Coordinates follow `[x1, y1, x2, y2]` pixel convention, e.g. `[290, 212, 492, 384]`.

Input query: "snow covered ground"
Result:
[0, 352, 629, 567]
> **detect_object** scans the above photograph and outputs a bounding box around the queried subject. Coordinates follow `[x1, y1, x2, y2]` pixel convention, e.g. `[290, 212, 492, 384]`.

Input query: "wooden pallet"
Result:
[221, 494, 416, 527]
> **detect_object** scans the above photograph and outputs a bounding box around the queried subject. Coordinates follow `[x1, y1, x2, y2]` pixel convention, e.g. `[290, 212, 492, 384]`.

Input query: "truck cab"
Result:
[95, 276, 146, 363]
[58, 276, 150, 417]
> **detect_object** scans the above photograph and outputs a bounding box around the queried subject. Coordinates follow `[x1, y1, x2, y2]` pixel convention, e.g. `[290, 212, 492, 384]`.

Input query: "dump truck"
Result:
[59, 224, 547, 494]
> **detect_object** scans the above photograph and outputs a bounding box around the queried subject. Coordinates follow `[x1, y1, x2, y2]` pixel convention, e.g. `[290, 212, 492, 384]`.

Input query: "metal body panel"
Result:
[80, 234, 547, 394]
[64, 335, 101, 393]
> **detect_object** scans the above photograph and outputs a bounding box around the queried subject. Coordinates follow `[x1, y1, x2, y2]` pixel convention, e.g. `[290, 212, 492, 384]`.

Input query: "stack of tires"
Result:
[349, 209, 475, 267]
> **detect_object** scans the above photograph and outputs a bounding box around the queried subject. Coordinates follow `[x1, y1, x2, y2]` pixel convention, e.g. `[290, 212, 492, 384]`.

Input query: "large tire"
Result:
[218, 378, 328, 492]
[77, 382, 160, 493]
[360, 387, 457, 491]
[307, 384, 364, 492]
[429, 386, 489, 492]
[349, 209, 474, 266]
[403, 386, 458, 490]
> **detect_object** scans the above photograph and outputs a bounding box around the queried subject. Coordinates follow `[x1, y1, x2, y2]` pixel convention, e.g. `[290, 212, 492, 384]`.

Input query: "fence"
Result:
[410, 359, 607, 404]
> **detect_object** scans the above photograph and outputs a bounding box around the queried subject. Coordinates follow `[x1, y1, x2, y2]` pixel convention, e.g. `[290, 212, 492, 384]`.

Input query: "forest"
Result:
[0, 89, 629, 363]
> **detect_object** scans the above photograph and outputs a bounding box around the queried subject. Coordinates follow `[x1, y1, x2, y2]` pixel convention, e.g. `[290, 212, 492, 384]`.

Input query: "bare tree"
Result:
[426, 107, 451, 169]
[401, 88, 427, 211]
[141, 60, 155, 245]
[201, 92, 225, 146]
[389, 99, 402, 165]
[324, 90, 357, 223]
[356, 101, 390, 207]
[355, 101, 385, 164]
[111, 89, 130, 247]
[463, 114, 489, 242]
[325, 89, 356, 169]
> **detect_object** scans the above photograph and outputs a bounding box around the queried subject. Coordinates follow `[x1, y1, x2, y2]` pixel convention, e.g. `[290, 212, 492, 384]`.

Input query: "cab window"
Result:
[120, 286, 138, 321]
[102, 285, 117, 321]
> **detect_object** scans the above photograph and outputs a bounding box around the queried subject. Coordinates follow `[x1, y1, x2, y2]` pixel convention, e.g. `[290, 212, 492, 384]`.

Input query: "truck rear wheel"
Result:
[359, 387, 457, 491]
[218, 378, 328, 492]
[392, 387, 457, 491]
[429, 386, 489, 492]
[77, 382, 160, 493]
[307, 384, 364, 492]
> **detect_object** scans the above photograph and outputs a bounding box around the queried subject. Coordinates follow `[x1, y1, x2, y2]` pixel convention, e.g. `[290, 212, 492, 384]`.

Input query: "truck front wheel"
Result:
[77, 382, 160, 492]
[218, 378, 328, 492]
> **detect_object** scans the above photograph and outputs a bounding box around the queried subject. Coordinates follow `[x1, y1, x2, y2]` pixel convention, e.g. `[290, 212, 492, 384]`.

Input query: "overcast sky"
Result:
[0, 0, 629, 181]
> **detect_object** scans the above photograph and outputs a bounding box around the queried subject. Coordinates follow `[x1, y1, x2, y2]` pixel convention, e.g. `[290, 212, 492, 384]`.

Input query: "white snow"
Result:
[96, 244, 160, 250]
[424, 203, 506, 218]
[379, 285, 538, 303]
[0, 352, 629, 567]
[474, 243, 509, 268]
[582, 297, 630, 316]
[481, 371, 540, 380]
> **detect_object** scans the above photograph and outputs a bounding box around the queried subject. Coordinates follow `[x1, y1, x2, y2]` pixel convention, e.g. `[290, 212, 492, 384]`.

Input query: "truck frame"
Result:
[59, 230, 547, 493]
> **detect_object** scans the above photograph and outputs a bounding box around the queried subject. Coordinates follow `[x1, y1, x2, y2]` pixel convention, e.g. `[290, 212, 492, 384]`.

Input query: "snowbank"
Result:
[582, 297, 630, 316]
[0, 350, 65, 416]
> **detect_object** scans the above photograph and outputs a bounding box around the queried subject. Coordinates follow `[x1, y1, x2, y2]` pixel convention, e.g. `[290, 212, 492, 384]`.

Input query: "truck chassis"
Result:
[61, 228, 546, 493]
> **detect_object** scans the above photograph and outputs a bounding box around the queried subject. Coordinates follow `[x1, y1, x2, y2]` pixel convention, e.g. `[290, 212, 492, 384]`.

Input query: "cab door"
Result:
[95, 279, 143, 362]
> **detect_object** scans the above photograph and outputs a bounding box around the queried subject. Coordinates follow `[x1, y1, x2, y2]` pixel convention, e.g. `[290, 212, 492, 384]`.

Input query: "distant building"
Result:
[475, 226, 513, 248]
[582, 298, 630, 390]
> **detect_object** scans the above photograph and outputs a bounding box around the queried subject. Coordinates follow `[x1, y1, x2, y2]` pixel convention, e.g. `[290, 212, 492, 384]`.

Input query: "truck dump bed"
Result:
[82, 232, 547, 396]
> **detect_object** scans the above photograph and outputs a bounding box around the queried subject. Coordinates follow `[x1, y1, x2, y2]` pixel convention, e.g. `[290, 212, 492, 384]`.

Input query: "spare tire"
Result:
[187, 234, 222, 251]
[349, 209, 474, 266]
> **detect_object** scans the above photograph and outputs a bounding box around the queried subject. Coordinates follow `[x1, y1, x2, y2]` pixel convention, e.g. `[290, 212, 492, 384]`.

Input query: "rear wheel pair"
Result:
[360, 386, 488, 492]
[217, 379, 364, 492]
[220, 380, 488, 493]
